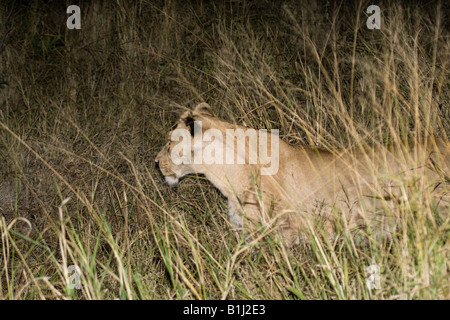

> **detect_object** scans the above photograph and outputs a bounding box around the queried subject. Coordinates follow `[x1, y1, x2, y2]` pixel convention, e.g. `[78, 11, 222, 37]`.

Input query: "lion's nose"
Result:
[155, 159, 160, 170]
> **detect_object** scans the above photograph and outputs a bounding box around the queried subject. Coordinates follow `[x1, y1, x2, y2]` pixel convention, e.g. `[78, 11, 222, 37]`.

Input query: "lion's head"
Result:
[154, 103, 214, 185]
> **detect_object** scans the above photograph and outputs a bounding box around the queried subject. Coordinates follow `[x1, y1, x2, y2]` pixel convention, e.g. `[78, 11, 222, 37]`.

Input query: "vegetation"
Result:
[0, 0, 448, 299]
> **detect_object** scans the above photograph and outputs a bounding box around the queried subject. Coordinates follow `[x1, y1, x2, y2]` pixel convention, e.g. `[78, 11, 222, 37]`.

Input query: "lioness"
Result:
[155, 103, 449, 246]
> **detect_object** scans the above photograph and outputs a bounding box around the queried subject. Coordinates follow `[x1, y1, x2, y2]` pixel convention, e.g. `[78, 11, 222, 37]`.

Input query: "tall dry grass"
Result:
[0, 0, 448, 299]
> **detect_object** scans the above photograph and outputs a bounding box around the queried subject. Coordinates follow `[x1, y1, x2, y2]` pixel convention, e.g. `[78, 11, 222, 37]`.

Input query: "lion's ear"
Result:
[193, 103, 213, 116]
[185, 115, 196, 136]
[180, 111, 196, 136]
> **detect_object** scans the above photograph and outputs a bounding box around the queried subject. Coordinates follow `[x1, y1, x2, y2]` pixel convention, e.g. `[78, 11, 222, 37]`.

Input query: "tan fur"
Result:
[155, 103, 450, 247]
